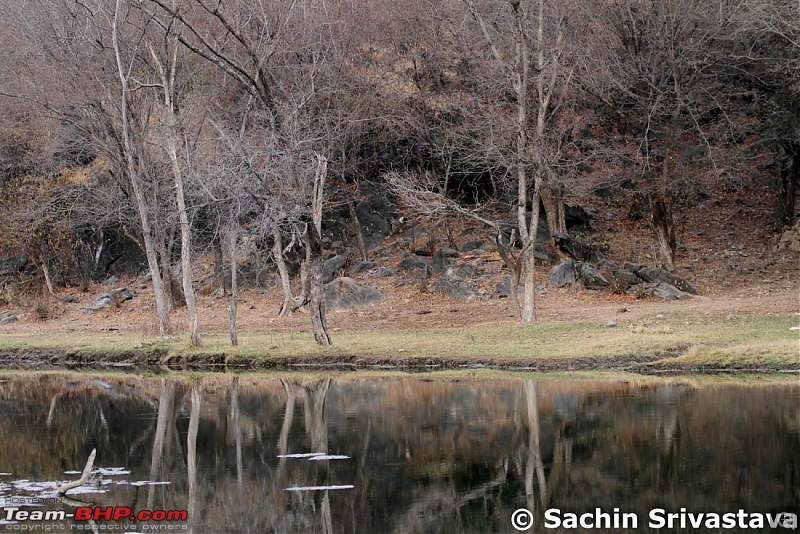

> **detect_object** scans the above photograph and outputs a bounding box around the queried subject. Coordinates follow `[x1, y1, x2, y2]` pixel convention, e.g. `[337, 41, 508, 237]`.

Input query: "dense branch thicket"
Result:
[0, 0, 796, 335]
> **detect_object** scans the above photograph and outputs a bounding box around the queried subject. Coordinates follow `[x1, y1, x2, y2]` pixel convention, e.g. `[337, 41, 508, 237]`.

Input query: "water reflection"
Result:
[0, 373, 797, 533]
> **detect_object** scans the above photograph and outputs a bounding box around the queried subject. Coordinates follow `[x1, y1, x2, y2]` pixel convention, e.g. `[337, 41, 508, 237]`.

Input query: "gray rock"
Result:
[323, 277, 384, 312]
[549, 261, 577, 288]
[454, 263, 479, 279]
[458, 239, 483, 252]
[374, 267, 399, 278]
[0, 253, 29, 276]
[431, 275, 474, 299]
[496, 274, 524, 298]
[599, 260, 640, 293]
[348, 260, 374, 276]
[533, 246, 556, 264]
[605, 319, 617, 328]
[399, 253, 430, 273]
[627, 282, 691, 300]
[88, 288, 134, 311]
[439, 247, 459, 258]
[553, 233, 604, 263]
[623, 262, 646, 275]
[577, 263, 609, 289]
[323, 255, 347, 283]
[635, 266, 699, 295]
[431, 250, 452, 273]
[0, 312, 18, 325]
[62, 295, 80, 304]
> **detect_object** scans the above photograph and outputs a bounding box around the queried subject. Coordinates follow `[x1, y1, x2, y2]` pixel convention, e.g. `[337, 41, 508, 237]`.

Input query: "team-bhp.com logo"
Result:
[3, 506, 188, 523]
[511, 507, 798, 531]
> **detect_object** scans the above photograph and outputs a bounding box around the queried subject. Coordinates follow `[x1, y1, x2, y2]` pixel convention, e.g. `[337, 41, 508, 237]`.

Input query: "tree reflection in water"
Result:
[0, 373, 796, 533]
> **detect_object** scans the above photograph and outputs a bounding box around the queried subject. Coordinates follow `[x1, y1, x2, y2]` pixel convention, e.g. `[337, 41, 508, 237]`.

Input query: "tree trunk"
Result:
[310, 154, 331, 346]
[39, 257, 57, 298]
[494, 235, 522, 321]
[227, 223, 239, 347]
[540, 181, 566, 235]
[307, 223, 331, 346]
[650, 193, 676, 271]
[166, 114, 200, 346]
[521, 187, 542, 324]
[347, 195, 368, 262]
[111, 1, 170, 335]
[776, 142, 799, 231]
[273, 225, 297, 316]
[213, 235, 224, 293]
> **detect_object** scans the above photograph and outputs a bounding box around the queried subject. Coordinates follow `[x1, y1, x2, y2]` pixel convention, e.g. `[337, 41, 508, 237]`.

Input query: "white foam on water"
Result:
[277, 452, 326, 458]
[308, 455, 350, 461]
[284, 485, 354, 491]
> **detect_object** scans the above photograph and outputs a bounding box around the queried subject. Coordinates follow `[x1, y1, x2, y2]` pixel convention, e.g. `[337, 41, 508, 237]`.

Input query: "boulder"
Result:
[0, 253, 29, 276]
[438, 247, 459, 258]
[87, 288, 134, 311]
[431, 250, 453, 274]
[399, 253, 430, 274]
[0, 311, 18, 326]
[458, 239, 483, 252]
[549, 261, 577, 288]
[62, 295, 80, 304]
[323, 277, 384, 312]
[577, 263, 609, 289]
[627, 282, 691, 300]
[533, 245, 556, 264]
[323, 255, 347, 283]
[496, 274, 524, 298]
[431, 275, 473, 299]
[565, 205, 593, 230]
[374, 267, 399, 278]
[348, 260, 374, 276]
[453, 263, 479, 279]
[552, 233, 604, 263]
[599, 260, 640, 293]
[632, 266, 699, 295]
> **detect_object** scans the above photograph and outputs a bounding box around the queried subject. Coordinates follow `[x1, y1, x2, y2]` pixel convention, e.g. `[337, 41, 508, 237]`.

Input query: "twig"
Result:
[56, 449, 96, 496]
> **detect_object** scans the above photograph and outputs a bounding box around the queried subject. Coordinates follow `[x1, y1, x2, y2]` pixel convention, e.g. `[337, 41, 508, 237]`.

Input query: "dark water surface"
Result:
[0, 373, 797, 533]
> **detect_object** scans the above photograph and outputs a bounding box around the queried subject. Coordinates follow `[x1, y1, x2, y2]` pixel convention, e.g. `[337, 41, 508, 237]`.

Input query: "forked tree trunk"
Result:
[309, 154, 331, 346]
[111, 0, 170, 335]
[273, 226, 296, 316]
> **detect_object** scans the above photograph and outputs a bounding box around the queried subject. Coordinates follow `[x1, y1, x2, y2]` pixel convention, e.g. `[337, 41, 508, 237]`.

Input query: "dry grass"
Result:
[1, 312, 796, 369]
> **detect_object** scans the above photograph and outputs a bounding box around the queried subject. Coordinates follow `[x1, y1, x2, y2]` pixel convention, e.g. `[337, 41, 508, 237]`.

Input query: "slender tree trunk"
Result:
[111, 0, 169, 335]
[162, 85, 200, 344]
[273, 225, 296, 316]
[227, 222, 239, 347]
[310, 154, 331, 346]
[776, 143, 799, 231]
[521, 186, 542, 323]
[39, 257, 57, 297]
[307, 224, 331, 346]
[347, 195, 368, 262]
[213, 236, 224, 293]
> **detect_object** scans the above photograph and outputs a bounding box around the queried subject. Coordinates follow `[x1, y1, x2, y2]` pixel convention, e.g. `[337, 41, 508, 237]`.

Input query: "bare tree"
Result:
[580, 0, 741, 270]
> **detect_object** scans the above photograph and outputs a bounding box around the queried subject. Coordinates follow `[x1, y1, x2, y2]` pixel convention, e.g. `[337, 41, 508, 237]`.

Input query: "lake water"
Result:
[0, 373, 797, 533]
